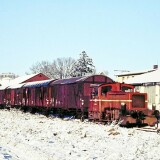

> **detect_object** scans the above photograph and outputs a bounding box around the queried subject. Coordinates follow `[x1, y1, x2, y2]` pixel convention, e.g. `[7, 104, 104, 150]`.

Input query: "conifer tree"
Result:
[71, 51, 95, 77]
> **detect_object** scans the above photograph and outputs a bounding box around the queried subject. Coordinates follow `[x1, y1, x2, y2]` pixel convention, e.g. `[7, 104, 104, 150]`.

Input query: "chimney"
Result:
[153, 65, 158, 70]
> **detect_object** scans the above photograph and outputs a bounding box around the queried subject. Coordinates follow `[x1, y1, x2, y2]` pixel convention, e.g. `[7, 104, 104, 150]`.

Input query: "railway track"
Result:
[135, 126, 160, 133]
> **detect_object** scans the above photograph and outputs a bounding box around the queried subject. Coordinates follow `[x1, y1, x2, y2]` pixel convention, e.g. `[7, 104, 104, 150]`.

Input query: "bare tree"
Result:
[53, 57, 76, 79]
[71, 51, 95, 77]
[29, 61, 54, 78]
[29, 58, 76, 79]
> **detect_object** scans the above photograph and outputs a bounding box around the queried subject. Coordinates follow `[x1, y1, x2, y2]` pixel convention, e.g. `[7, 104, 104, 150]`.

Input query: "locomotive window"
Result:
[101, 86, 112, 95]
[121, 86, 133, 92]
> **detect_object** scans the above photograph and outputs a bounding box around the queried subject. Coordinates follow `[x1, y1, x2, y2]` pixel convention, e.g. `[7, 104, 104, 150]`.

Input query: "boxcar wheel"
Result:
[126, 121, 130, 127]
[81, 115, 84, 122]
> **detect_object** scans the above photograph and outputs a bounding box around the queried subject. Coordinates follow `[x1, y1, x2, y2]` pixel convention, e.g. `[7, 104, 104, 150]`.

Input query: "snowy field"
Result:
[0, 109, 160, 160]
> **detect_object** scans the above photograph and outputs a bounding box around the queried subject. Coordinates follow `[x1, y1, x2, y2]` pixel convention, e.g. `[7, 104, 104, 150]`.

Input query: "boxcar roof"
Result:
[0, 85, 9, 90]
[50, 75, 113, 85]
[23, 79, 53, 88]
[51, 77, 81, 85]
[7, 83, 26, 89]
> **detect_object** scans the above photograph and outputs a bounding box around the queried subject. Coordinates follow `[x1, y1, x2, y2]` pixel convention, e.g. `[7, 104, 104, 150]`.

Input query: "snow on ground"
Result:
[0, 109, 160, 160]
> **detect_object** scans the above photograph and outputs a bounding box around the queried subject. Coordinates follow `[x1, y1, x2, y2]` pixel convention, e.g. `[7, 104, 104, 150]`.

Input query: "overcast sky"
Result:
[0, 0, 160, 79]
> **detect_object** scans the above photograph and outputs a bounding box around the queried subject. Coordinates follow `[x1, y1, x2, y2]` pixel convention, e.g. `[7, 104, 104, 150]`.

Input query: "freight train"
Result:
[0, 74, 157, 126]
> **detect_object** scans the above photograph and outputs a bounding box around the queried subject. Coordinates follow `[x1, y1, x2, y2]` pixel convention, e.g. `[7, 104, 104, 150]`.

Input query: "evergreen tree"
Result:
[71, 51, 95, 77]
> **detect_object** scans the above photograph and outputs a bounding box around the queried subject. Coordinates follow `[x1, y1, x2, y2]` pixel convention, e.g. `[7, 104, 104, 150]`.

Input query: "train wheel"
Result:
[59, 109, 64, 119]
[22, 106, 28, 112]
[30, 108, 36, 114]
[137, 119, 142, 127]
[153, 110, 160, 119]
[45, 109, 50, 117]
[126, 121, 130, 127]
[81, 115, 84, 122]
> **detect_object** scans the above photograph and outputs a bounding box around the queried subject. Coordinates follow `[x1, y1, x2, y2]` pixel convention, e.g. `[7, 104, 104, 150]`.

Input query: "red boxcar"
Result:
[21, 79, 54, 112]
[7, 84, 26, 108]
[49, 75, 114, 117]
[0, 73, 50, 108]
[0, 86, 8, 108]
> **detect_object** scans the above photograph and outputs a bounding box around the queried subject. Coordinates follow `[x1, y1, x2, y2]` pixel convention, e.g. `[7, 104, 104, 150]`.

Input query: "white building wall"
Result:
[144, 86, 156, 110]
[135, 85, 160, 111]
[155, 85, 160, 111]
[138, 85, 160, 111]
[116, 75, 135, 83]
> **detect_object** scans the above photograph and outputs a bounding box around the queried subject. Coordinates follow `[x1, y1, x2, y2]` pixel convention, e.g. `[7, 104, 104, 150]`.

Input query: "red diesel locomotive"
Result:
[89, 83, 156, 126]
[0, 74, 157, 126]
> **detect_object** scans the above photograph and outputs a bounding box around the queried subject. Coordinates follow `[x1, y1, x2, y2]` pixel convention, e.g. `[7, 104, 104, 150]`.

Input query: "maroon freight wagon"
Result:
[49, 75, 114, 118]
[21, 79, 54, 112]
[6, 83, 26, 108]
[0, 73, 50, 109]
[0, 85, 8, 108]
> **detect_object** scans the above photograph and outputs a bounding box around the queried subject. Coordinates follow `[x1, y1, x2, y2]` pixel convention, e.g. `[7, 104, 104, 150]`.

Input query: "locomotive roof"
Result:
[23, 79, 53, 88]
[50, 75, 113, 85]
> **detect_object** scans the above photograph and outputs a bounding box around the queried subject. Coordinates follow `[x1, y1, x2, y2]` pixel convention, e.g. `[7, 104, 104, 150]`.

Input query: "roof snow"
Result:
[125, 69, 160, 84]
[8, 73, 39, 85]
[0, 73, 40, 89]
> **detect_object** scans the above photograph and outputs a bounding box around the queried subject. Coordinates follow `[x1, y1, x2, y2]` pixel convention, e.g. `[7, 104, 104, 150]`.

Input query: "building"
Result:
[9, 73, 49, 85]
[115, 65, 158, 83]
[0, 73, 18, 80]
[124, 67, 160, 111]
[0, 73, 18, 86]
